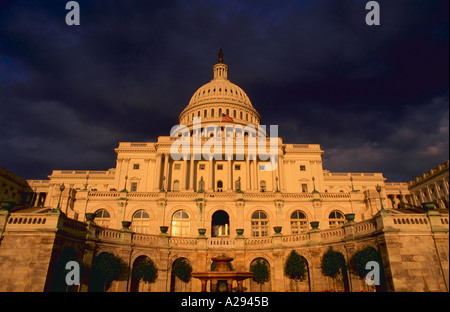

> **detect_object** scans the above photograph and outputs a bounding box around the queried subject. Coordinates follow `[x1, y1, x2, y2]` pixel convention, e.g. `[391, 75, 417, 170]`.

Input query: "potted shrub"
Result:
[236, 229, 244, 236]
[0, 201, 16, 212]
[198, 228, 207, 236]
[421, 202, 435, 212]
[85, 213, 96, 223]
[345, 213, 356, 222]
[160, 226, 169, 234]
[122, 221, 131, 229]
[273, 226, 282, 235]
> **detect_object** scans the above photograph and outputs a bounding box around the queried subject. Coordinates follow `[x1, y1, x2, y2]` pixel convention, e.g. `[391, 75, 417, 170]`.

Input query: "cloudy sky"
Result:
[0, 0, 448, 182]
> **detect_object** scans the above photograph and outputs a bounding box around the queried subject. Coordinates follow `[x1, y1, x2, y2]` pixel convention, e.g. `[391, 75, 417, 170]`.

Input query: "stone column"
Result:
[181, 157, 188, 191]
[163, 154, 169, 191]
[278, 155, 284, 192]
[426, 186, 433, 202]
[190, 159, 195, 191]
[246, 157, 251, 191]
[272, 166, 277, 192]
[209, 159, 214, 191]
[253, 159, 258, 191]
[442, 178, 449, 196]
[144, 158, 150, 191]
[154, 154, 162, 191]
[228, 159, 233, 191]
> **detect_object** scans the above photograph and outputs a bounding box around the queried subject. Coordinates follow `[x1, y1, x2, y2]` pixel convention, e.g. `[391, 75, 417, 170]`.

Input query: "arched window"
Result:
[171, 210, 190, 237]
[329, 210, 345, 228]
[219, 108, 222, 116]
[204, 109, 207, 118]
[212, 210, 230, 237]
[211, 109, 214, 117]
[290, 211, 308, 234]
[260, 180, 266, 192]
[233, 110, 236, 118]
[226, 108, 229, 116]
[132, 210, 150, 234]
[94, 209, 110, 228]
[217, 180, 223, 192]
[173, 180, 180, 192]
[251, 211, 269, 237]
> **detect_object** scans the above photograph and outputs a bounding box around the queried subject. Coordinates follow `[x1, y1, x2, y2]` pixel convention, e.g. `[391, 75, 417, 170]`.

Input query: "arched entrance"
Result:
[130, 255, 158, 292]
[211, 210, 230, 237]
[49, 247, 78, 292]
[249, 258, 271, 292]
[170, 258, 193, 292]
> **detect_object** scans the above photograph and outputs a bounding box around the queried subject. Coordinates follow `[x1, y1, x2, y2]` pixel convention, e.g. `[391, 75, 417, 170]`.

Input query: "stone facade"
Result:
[0, 208, 447, 292]
[0, 55, 448, 292]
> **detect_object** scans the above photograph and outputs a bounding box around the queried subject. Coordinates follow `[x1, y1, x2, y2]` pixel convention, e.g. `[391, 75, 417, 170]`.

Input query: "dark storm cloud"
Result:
[0, 0, 448, 181]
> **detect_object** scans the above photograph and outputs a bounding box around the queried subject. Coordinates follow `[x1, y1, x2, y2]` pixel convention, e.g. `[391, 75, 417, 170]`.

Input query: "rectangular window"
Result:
[131, 182, 138, 192]
[133, 164, 140, 170]
[301, 183, 308, 193]
[217, 164, 223, 170]
[259, 164, 266, 171]
[300, 165, 306, 171]
[235, 165, 241, 170]
[199, 164, 205, 170]
[174, 164, 181, 170]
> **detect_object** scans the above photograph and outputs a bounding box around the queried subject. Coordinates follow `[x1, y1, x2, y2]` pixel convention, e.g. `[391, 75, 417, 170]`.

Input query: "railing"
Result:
[208, 237, 235, 248]
[320, 228, 345, 240]
[354, 220, 377, 234]
[3, 211, 447, 252]
[282, 233, 309, 244]
[246, 237, 273, 246]
[132, 233, 159, 245]
[7, 215, 48, 226]
[392, 216, 428, 226]
[169, 237, 198, 246]
[96, 228, 122, 240]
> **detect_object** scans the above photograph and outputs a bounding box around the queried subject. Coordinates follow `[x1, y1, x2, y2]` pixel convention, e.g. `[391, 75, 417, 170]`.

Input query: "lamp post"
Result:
[376, 184, 386, 213]
[161, 176, 166, 192]
[84, 174, 89, 191]
[54, 183, 65, 213]
[121, 175, 128, 192]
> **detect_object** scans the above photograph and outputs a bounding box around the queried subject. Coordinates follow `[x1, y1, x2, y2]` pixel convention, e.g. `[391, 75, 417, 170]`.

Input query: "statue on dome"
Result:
[218, 48, 224, 63]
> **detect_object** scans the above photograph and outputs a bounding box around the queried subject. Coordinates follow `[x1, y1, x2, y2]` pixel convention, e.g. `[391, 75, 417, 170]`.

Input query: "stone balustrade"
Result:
[1, 210, 448, 253]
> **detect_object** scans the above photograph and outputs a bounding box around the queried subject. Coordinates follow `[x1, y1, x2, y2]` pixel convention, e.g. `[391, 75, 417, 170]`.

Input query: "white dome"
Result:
[178, 54, 261, 129]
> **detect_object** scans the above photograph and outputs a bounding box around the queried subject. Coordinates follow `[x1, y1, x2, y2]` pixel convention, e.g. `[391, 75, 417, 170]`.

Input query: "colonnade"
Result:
[153, 153, 285, 193]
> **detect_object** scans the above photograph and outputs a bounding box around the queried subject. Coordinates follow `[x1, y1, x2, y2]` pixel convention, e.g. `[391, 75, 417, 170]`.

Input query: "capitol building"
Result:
[0, 52, 448, 292]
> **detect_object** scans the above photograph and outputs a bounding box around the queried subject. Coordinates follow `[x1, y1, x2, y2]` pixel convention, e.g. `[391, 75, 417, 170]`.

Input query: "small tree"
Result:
[350, 246, 386, 292]
[320, 247, 349, 291]
[131, 257, 158, 291]
[90, 252, 122, 292]
[250, 258, 271, 292]
[284, 250, 307, 291]
[172, 258, 193, 291]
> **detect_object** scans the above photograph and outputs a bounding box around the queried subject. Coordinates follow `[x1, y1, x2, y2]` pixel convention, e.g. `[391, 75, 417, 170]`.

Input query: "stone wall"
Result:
[0, 209, 448, 292]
